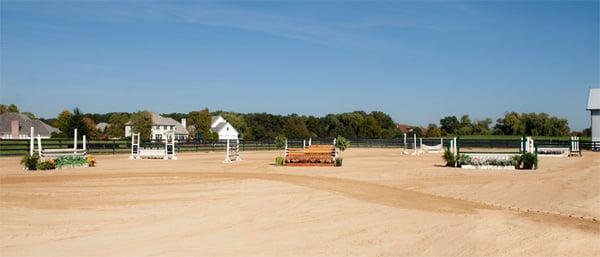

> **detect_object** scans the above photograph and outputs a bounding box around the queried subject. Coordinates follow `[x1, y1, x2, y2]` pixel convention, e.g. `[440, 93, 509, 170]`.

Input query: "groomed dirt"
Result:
[1, 149, 599, 256]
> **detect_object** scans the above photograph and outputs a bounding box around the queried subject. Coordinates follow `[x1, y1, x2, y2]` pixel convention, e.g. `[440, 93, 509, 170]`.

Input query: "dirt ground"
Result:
[1, 149, 599, 257]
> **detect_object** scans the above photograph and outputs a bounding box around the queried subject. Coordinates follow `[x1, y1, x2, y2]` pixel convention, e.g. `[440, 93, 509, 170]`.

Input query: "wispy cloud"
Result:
[2, 2, 472, 50]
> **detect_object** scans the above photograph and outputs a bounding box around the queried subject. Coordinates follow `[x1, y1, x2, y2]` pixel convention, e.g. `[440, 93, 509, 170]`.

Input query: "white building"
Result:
[211, 115, 239, 140]
[587, 88, 600, 150]
[125, 112, 189, 141]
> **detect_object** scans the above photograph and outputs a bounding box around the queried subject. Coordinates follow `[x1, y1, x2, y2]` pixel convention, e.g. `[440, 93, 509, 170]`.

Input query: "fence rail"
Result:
[0, 137, 597, 156]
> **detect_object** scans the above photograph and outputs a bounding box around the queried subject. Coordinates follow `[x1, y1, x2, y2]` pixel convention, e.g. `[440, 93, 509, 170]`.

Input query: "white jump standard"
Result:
[223, 139, 242, 163]
[130, 132, 177, 160]
[30, 127, 87, 159]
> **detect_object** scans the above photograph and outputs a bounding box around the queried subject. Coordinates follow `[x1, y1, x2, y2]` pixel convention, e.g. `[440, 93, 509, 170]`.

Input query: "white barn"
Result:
[211, 116, 239, 140]
[587, 88, 600, 150]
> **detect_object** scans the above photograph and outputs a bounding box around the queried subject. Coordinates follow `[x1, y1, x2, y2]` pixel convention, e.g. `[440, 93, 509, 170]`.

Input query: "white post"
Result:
[163, 134, 168, 160]
[82, 135, 87, 152]
[130, 134, 135, 159]
[37, 134, 42, 157]
[225, 139, 230, 163]
[309, 138, 312, 147]
[236, 139, 241, 161]
[303, 140, 306, 149]
[285, 139, 288, 157]
[73, 129, 78, 153]
[453, 137, 457, 154]
[333, 138, 337, 159]
[29, 127, 34, 156]
[413, 134, 417, 155]
[403, 133, 407, 153]
[172, 133, 176, 160]
[419, 138, 423, 153]
[136, 133, 141, 159]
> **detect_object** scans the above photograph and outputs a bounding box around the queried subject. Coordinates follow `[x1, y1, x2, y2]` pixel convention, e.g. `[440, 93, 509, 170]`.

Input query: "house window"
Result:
[163, 125, 167, 130]
[227, 127, 229, 131]
[155, 126, 160, 130]
[171, 126, 175, 130]
[155, 134, 162, 140]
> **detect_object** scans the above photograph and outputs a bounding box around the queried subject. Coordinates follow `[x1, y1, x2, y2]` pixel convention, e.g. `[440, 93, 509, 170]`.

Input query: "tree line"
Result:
[1, 103, 588, 140]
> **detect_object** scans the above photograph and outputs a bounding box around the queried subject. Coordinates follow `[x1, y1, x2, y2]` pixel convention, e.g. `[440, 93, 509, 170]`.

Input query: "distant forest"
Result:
[0, 103, 590, 140]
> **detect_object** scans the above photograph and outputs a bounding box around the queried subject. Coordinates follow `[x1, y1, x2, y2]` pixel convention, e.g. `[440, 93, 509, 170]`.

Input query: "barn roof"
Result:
[588, 88, 600, 110]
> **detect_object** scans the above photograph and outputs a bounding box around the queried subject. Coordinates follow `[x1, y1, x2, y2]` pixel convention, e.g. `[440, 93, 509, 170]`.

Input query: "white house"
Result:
[125, 112, 189, 141]
[587, 88, 600, 150]
[211, 115, 239, 140]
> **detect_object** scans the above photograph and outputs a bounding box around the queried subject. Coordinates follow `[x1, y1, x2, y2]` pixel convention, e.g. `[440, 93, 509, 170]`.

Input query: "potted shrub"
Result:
[520, 152, 538, 170]
[443, 150, 456, 167]
[335, 136, 350, 167]
[20, 153, 39, 171]
[274, 134, 287, 166]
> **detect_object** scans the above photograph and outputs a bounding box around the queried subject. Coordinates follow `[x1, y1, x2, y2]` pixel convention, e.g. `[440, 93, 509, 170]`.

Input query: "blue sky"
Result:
[1, 1, 598, 130]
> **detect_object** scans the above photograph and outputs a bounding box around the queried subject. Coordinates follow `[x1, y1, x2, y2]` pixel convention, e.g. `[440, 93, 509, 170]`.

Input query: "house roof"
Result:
[126, 112, 189, 135]
[587, 88, 600, 110]
[0, 113, 59, 136]
[211, 122, 228, 133]
[211, 116, 220, 124]
[96, 122, 109, 130]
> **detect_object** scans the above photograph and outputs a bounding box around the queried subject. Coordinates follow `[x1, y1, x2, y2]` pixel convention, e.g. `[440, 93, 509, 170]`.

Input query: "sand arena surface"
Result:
[1, 149, 599, 256]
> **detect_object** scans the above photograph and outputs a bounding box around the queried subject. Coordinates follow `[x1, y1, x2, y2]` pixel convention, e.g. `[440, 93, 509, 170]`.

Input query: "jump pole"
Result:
[73, 129, 78, 154]
[29, 127, 35, 156]
[413, 134, 417, 155]
[403, 133, 407, 153]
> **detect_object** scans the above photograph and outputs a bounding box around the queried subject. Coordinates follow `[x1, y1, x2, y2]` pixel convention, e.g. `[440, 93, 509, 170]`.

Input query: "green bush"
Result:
[443, 150, 456, 167]
[274, 135, 287, 150]
[20, 154, 39, 170]
[511, 155, 522, 168]
[335, 136, 351, 151]
[37, 160, 56, 170]
[275, 156, 285, 166]
[335, 157, 343, 167]
[457, 154, 471, 167]
[520, 152, 538, 170]
[55, 156, 88, 169]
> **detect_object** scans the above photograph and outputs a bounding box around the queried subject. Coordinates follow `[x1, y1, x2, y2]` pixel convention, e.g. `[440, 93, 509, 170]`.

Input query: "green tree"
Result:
[494, 112, 525, 135]
[83, 117, 98, 139]
[284, 115, 311, 139]
[106, 113, 129, 138]
[440, 116, 460, 135]
[205, 131, 219, 142]
[458, 115, 473, 135]
[6, 104, 19, 113]
[66, 108, 90, 137]
[473, 118, 492, 135]
[130, 111, 153, 140]
[425, 124, 442, 137]
[409, 127, 424, 137]
[56, 110, 72, 135]
[188, 108, 212, 140]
